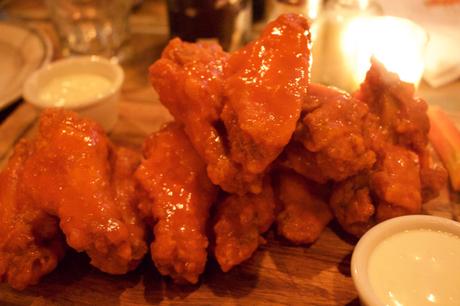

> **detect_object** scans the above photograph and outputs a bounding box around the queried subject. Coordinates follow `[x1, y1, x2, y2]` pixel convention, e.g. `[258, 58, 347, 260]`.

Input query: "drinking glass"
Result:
[46, 0, 131, 59]
[166, 0, 252, 51]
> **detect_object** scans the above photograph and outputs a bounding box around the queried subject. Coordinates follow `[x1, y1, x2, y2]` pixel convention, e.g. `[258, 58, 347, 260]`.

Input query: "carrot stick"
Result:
[428, 106, 460, 191]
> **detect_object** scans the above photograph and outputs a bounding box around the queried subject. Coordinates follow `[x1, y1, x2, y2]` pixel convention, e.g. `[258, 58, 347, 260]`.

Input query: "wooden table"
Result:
[0, 1, 459, 305]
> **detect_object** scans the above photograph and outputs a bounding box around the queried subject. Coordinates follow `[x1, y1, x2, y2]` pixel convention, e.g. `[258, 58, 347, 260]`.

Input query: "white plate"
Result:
[0, 20, 52, 110]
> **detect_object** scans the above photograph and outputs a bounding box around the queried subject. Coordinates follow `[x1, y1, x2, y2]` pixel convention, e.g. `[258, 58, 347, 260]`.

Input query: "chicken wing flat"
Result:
[329, 174, 375, 237]
[330, 145, 421, 236]
[213, 181, 275, 272]
[274, 171, 332, 244]
[279, 142, 330, 184]
[281, 83, 376, 183]
[220, 13, 311, 193]
[371, 145, 422, 221]
[355, 59, 447, 202]
[135, 122, 218, 284]
[149, 38, 235, 192]
[330, 60, 445, 236]
[150, 14, 312, 194]
[355, 58, 430, 154]
[0, 141, 65, 290]
[21, 109, 147, 274]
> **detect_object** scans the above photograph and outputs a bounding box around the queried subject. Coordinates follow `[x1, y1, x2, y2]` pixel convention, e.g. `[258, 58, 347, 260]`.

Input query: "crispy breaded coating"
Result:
[281, 83, 376, 183]
[213, 181, 275, 272]
[355, 59, 447, 202]
[149, 38, 237, 192]
[150, 14, 311, 194]
[371, 145, 422, 221]
[220, 14, 311, 193]
[330, 175, 375, 237]
[355, 58, 430, 154]
[21, 109, 147, 274]
[274, 171, 332, 244]
[135, 123, 218, 283]
[330, 60, 445, 236]
[0, 141, 66, 290]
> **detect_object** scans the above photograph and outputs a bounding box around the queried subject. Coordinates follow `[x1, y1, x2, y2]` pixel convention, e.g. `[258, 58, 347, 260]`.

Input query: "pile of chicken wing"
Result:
[0, 14, 446, 290]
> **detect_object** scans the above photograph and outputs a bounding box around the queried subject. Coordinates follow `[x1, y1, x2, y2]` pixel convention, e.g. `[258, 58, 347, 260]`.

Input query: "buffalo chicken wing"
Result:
[135, 123, 218, 283]
[0, 141, 65, 290]
[150, 14, 312, 194]
[21, 109, 147, 274]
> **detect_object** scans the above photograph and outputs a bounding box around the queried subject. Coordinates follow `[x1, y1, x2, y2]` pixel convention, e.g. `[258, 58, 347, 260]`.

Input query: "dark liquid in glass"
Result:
[252, 0, 265, 21]
[167, 0, 251, 51]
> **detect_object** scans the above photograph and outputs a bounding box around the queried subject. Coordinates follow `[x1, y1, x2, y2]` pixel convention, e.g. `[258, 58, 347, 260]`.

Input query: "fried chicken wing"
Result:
[371, 145, 422, 221]
[150, 14, 312, 194]
[213, 181, 275, 272]
[356, 59, 447, 203]
[149, 38, 236, 191]
[355, 58, 430, 154]
[281, 83, 376, 183]
[280, 142, 330, 184]
[330, 145, 422, 235]
[135, 122, 218, 283]
[330, 175, 375, 237]
[274, 171, 332, 244]
[0, 141, 65, 290]
[330, 60, 445, 236]
[220, 13, 311, 193]
[21, 109, 147, 274]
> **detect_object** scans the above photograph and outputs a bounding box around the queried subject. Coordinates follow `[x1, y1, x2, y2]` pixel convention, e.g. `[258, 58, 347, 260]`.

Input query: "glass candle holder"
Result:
[342, 16, 428, 90]
[310, 0, 382, 92]
[267, 0, 323, 21]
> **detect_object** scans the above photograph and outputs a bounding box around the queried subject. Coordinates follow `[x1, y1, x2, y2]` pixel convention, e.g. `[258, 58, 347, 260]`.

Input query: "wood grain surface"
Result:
[1, 1, 460, 305]
[0, 226, 358, 306]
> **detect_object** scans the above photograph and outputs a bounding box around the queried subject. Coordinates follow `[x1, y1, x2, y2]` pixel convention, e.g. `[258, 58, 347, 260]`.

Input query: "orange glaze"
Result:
[223, 13, 311, 145]
[275, 171, 332, 244]
[21, 109, 147, 274]
[150, 14, 313, 194]
[213, 180, 275, 272]
[372, 145, 422, 221]
[135, 123, 218, 284]
[0, 140, 65, 290]
[288, 83, 376, 183]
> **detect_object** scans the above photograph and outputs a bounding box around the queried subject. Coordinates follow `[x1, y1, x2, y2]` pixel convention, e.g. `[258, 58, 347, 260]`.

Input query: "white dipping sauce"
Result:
[368, 229, 460, 306]
[39, 73, 112, 107]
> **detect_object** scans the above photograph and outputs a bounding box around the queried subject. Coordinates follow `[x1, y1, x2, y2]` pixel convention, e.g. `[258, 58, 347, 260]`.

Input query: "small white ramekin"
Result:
[351, 215, 460, 306]
[23, 56, 124, 131]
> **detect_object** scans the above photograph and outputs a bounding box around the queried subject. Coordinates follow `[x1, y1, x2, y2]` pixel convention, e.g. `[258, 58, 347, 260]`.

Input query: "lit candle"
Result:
[267, 0, 323, 21]
[310, 0, 382, 92]
[311, 8, 427, 93]
[341, 16, 427, 91]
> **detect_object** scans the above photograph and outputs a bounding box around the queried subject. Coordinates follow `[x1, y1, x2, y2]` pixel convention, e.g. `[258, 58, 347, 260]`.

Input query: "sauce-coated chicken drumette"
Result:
[0, 109, 148, 289]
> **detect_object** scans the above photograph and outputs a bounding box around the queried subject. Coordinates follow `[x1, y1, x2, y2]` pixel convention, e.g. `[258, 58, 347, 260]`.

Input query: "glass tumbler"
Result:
[167, 0, 252, 51]
[46, 0, 131, 59]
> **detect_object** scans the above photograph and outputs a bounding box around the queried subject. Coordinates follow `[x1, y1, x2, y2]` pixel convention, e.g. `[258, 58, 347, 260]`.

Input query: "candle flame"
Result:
[358, 0, 369, 10]
[342, 16, 427, 87]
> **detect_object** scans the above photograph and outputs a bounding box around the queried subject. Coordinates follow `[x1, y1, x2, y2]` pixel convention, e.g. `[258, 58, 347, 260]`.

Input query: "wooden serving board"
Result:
[0, 228, 357, 306]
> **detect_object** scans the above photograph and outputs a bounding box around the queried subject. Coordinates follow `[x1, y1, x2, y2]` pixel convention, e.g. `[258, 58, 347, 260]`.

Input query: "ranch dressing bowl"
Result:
[351, 215, 460, 306]
[23, 56, 124, 131]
